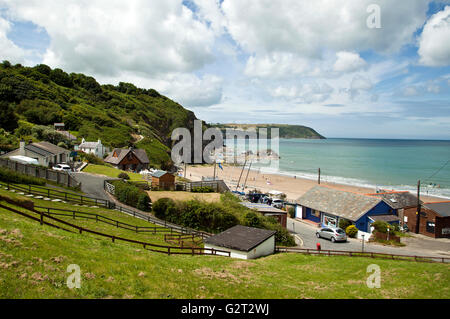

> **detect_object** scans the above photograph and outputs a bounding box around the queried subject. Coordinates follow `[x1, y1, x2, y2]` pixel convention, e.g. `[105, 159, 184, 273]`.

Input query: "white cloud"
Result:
[0, 16, 27, 63]
[218, 0, 429, 56]
[270, 82, 334, 104]
[1, 0, 215, 77]
[418, 5, 450, 66]
[333, 51, 367, 73]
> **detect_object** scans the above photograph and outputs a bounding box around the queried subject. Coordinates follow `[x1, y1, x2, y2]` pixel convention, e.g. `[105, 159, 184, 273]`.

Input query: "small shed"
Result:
[403, 201, 450, 238]
[151, 170, 175, 190]
[240, 202, 287, 228]
[204, 225, 276, 259]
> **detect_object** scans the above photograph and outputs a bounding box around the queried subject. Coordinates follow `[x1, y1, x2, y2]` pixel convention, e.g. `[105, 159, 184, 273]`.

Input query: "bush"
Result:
[152, 198, 175, 220]
[243, 211, 262, 228]
[372, 220, 391, 234]
[0, 167, 46, 185]
[80, 152, 104, 165]
[346, 225, 358, 238]
[191, 186, 215, 193]
[339, 219, 352, 231]
[118, 172, 130, 180]
[288, 206, 295, 218]
[112, 181, 151, 211]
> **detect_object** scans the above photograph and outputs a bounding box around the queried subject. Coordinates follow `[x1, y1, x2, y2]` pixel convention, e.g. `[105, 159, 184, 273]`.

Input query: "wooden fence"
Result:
[0, 181, 110, 208]
[0, 201, 230, 257]
[0, 158, 80, 188]
[34, 206, 175, 235]
[276, 246, 450, 264]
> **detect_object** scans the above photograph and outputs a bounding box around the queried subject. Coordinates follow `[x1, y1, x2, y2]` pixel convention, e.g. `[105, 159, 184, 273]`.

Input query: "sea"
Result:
[224, 138, 450, 199]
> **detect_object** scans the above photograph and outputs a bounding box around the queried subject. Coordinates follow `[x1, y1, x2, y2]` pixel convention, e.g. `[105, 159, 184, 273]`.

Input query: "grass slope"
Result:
[0, 190, 449, 299]
[82, 164, 144, 181]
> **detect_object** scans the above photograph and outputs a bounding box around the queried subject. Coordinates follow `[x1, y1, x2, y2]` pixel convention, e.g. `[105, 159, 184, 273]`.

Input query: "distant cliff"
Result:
[210, 124, 326, 139]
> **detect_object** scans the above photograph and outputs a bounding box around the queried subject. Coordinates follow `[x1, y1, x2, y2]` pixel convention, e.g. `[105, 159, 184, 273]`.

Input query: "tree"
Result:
[34, 64, 52, 76]
[50, 68, 73, 87]
[0, 101, 18, 132]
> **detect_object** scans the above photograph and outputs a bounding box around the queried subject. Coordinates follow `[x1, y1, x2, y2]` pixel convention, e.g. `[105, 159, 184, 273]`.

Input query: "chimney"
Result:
[19, 139, 25, 155]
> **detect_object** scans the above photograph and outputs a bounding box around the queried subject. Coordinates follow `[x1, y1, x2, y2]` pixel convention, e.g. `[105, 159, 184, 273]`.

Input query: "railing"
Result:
[0, 158, 80, 188]
[0, 181, 110, 208]
[164, 233, 203, 247]
[0, 201, 230, 257]
[34, 206, 174, 234]
[276, 246, 450, 264]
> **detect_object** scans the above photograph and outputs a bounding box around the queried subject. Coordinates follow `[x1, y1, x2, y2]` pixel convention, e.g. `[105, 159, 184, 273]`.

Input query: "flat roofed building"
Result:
[204, 225, 276, 259]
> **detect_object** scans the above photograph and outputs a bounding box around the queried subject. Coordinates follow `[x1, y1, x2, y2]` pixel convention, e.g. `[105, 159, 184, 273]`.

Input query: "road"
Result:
[72, 172, 112, 201]
[287, 217, 450, 258]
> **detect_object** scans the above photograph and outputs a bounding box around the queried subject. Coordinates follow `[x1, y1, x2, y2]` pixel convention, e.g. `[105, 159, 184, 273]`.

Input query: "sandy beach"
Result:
[183, 164, 443, 203]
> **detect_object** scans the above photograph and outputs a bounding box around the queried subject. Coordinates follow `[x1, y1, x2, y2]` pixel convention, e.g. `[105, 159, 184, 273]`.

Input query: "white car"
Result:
[53, 164, 72, 173]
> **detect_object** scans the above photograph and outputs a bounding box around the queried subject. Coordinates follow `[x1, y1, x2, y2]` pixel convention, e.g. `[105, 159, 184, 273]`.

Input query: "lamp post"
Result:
[361, 234, 365, 253]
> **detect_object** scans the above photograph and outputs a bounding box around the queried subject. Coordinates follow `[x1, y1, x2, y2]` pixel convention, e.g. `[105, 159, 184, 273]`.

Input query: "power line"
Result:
[423, 159, 450, 183]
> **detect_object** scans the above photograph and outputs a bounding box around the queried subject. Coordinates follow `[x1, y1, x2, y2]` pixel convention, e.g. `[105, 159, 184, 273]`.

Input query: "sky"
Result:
[0, 0, 450, 139]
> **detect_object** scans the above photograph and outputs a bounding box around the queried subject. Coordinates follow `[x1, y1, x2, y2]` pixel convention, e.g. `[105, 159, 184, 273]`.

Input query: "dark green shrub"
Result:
[0, 167, 46, 185]
[288, 206, 295, 218]
[339, 218, 352, 231]
[244, 211, 262, 228]
[152, 198, 175, 219]
[118, 172, 130, 180]
[191, 186, 215, 193]
[81, 152, 104, 165]
[372, 220, 390, 234]
[112, 181, 150, 211]
[346, 225, 358, 238]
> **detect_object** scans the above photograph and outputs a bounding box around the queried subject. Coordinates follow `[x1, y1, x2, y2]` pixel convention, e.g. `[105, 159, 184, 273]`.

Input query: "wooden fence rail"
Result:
[0, 181, 109, 208]
[35, 206, 175, 235]
[276, 246, 450, 264]
[0, 201, 230, 257]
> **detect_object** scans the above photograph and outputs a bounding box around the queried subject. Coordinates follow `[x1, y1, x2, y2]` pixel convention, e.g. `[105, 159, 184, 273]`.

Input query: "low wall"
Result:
[0, 158, 80, 188]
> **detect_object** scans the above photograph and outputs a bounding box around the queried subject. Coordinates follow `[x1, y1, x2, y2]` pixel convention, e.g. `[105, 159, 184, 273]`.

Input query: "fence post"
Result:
[40, 211, 43, 225]
[168, 247, 171, 256]
[73, 211, 75, 219]
[29, 184, 31, 194]
[136, 225, 138, 233]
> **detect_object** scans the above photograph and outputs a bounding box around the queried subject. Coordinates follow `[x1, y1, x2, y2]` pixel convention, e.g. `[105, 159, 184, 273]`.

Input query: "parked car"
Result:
[316, 227, 347, 242]
[52, 164, 72, 173]
[271, 199, 284, 209]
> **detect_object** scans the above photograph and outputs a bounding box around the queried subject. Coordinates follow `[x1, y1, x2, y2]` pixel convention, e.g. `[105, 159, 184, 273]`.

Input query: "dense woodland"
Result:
[0, 60, 199, 169]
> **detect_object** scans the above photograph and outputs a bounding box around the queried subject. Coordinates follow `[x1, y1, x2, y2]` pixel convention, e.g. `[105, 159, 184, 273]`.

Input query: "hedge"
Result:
[0, 167, 46, 185]
[112, 181, 151, 211]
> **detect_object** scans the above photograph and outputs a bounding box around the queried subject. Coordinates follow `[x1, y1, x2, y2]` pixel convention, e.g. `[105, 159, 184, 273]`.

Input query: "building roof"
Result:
[104, 148, 149, 165]
[204, 225, 276, 252]
[152, 170, 169, 178]
[25, 141, 68, 157]
[296, 186, 382, 222]
[368, 191, 420, 209]
[240, 202, 286, 215]
[79, 141, 100, 149]
[423, 202, 450, 217]
[369, 214, 401, 222]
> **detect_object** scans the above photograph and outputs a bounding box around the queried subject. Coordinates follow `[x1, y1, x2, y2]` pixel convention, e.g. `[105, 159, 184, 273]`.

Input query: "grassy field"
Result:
[0, 189, 449, 299]
[81, 164, 145, 181]
[148, 191, 221, 203]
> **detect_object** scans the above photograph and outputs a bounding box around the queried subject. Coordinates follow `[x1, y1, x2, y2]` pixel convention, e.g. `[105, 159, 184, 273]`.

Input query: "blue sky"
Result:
[0, 0, 449, 139]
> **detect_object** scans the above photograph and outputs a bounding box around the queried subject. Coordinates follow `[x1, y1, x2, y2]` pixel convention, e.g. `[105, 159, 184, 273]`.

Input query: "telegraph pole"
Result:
[318, 168, 321, 184]
[236, 159, 247, 191]
[213, 161, 216, 181]
[415, 180, 421, 234]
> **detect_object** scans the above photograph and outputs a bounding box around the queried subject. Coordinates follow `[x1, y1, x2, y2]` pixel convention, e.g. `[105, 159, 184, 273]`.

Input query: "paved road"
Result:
[72, 172, 111, 201]
[287, 217, 450, 258]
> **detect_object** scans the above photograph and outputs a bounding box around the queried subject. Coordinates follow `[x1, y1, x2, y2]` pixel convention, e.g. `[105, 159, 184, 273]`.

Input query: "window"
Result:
[426, 222, 435, 234]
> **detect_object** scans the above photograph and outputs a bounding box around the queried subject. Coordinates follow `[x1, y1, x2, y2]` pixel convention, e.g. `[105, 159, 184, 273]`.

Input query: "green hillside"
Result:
[0, 60, 198, 168]
[210, 123, 325, 139]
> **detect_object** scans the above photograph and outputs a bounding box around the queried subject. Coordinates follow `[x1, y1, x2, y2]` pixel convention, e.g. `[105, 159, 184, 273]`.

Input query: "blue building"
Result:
[295, 186, 398, 233]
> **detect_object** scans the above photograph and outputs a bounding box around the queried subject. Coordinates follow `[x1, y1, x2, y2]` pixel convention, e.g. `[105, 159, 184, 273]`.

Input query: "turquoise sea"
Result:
[227, 138, 450, 199]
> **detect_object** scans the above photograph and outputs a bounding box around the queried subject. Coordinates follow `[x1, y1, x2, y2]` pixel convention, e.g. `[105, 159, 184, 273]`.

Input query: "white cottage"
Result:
[77, 138, 106, 158]
[204, 225, 276, 259]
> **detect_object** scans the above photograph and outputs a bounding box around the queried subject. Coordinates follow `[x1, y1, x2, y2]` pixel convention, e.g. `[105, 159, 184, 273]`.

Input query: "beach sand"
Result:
[183, 164, 443, 203]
